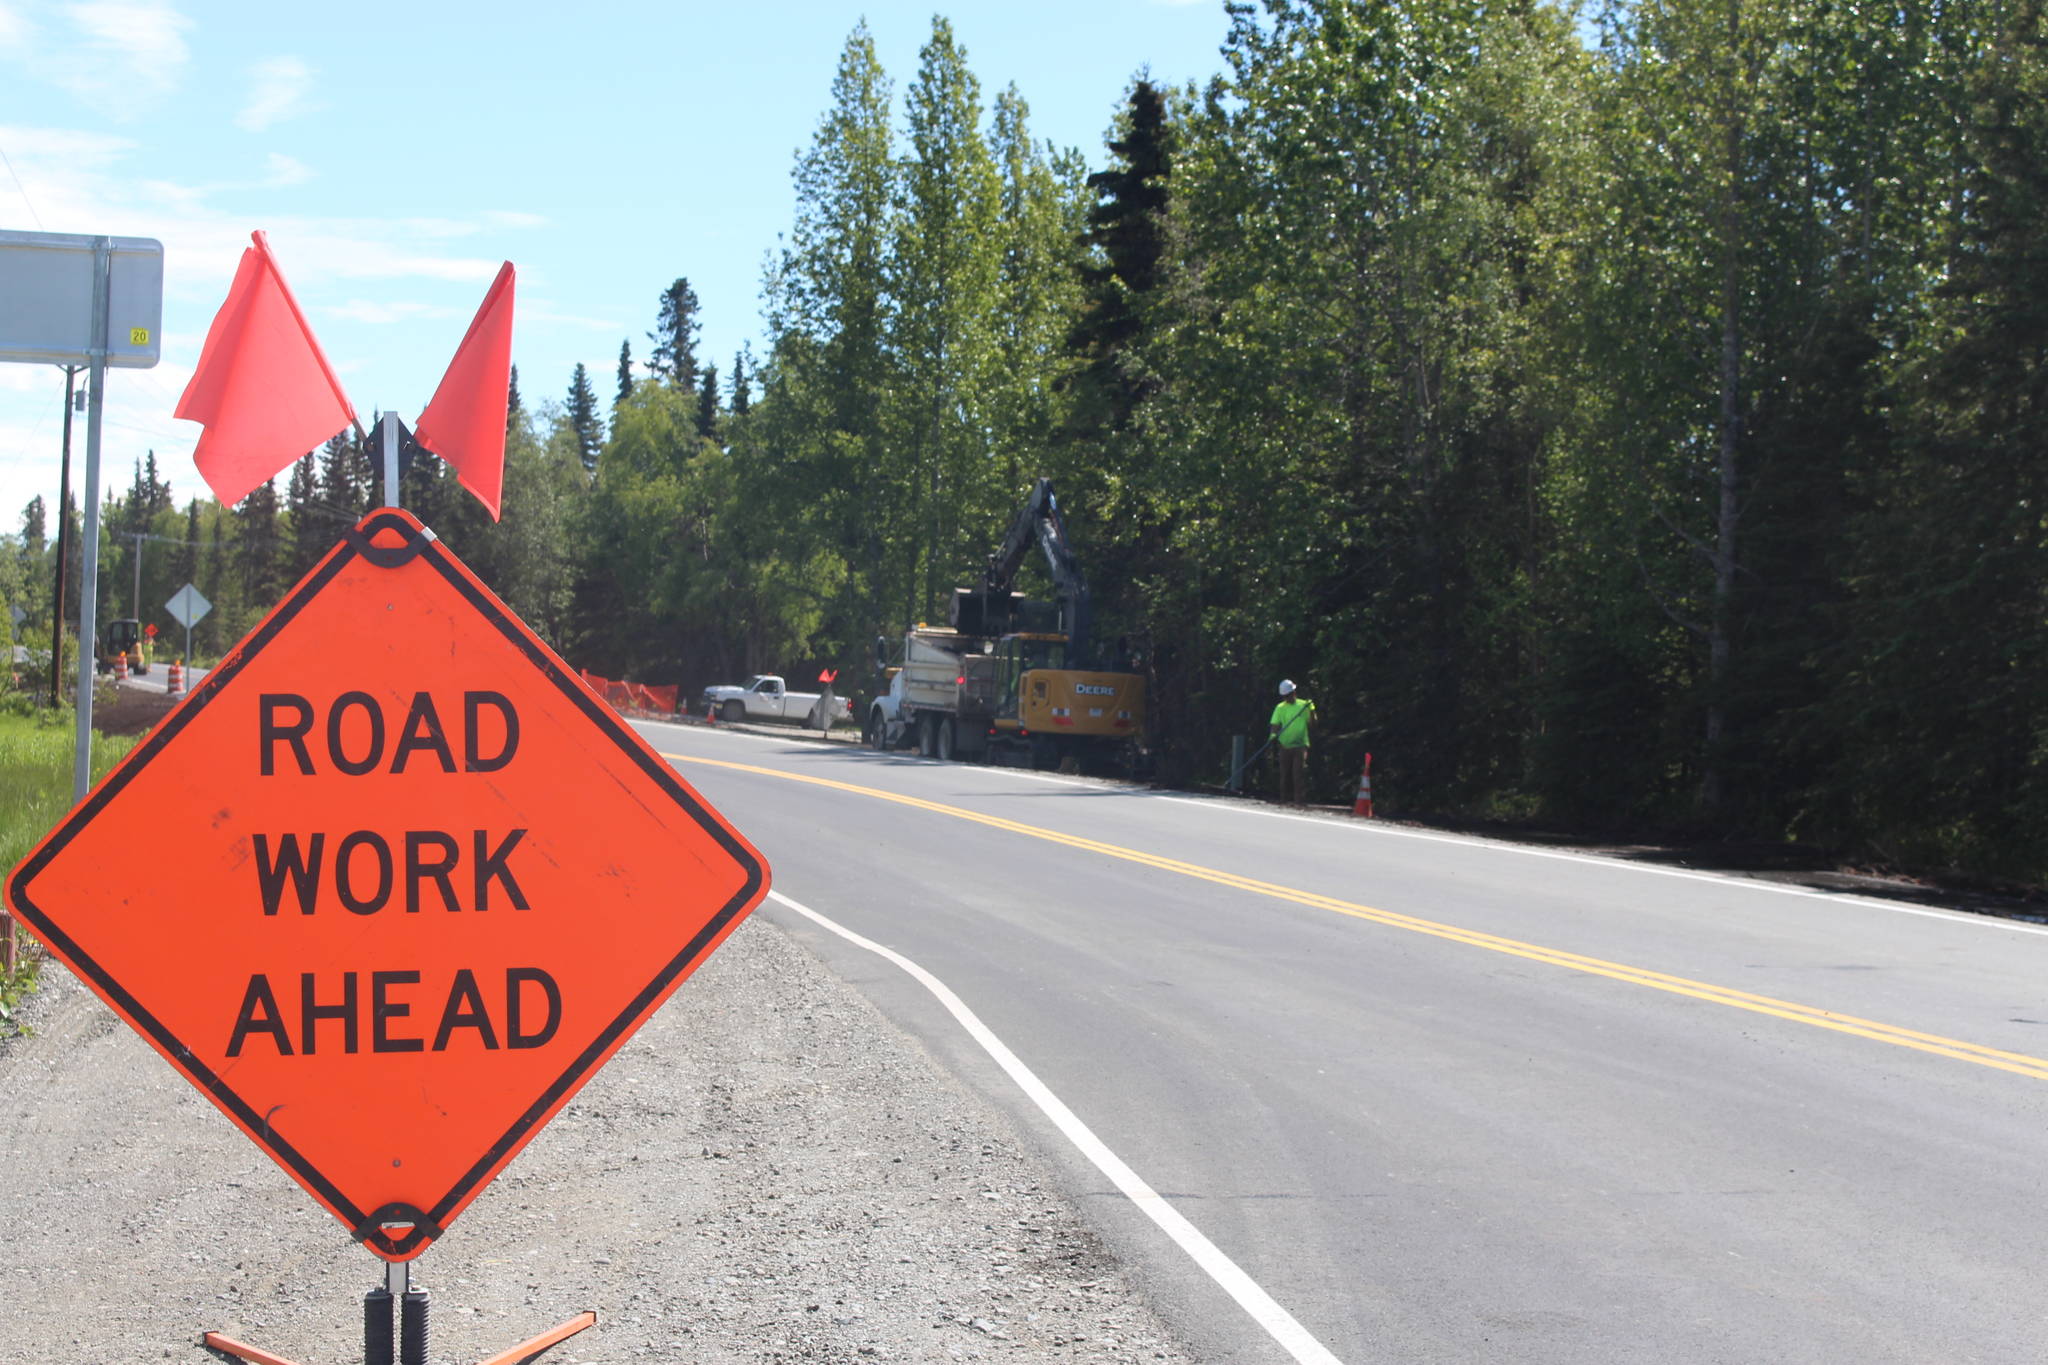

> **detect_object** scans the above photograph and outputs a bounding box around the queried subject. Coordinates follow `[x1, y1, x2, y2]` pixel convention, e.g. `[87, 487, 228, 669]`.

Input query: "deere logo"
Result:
[1074, 683, 1117, 696]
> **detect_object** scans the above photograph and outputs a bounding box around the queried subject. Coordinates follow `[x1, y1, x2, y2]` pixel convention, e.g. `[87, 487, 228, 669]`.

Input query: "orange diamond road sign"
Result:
[7, 508, 768, 1261]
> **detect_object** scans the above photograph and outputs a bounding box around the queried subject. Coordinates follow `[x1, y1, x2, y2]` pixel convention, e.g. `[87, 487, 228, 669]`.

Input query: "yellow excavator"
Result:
[97, 617, 148, 676]
[870, 479, 1145, 771]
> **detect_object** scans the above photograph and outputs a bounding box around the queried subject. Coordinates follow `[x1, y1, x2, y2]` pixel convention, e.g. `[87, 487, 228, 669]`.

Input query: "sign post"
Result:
[164, 581, 211, 669]
[9, 509, 769, 1363]
[50, 366, 79, 714]
[817, 667, 839, 734]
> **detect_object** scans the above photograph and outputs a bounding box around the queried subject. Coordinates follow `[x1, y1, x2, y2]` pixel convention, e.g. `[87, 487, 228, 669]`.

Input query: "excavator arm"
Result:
[950, 478, 1094, 663]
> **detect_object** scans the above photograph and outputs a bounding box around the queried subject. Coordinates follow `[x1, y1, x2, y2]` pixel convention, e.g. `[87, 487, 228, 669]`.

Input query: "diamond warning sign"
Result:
[6, 508, 768, 1261]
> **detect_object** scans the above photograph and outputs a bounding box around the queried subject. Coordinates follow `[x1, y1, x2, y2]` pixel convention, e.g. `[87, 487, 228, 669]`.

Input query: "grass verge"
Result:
[0, 710, 139, 1035]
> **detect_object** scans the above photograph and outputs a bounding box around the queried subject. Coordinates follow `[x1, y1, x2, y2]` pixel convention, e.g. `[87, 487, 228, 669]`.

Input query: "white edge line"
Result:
[630, 718, 2047, 938]
[766, 887, 1346, 1365]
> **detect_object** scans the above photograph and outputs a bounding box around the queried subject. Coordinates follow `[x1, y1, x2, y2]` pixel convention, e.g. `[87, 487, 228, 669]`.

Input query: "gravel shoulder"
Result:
[0, 914, 1199, 1365]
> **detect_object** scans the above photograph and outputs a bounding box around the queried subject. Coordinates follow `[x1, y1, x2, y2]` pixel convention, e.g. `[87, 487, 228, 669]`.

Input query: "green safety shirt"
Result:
[1269, 697, 1316, 748]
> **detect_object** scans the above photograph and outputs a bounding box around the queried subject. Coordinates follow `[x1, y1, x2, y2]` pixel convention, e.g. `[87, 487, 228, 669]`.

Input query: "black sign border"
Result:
[7, 508, 768, 1258]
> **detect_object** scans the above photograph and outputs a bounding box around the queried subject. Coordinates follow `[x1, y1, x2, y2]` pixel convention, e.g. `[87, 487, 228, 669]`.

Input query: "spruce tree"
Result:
[1067, 79, 1172, 434]
[198, 507, 225, 656]
[142, 449, 171, 517]
[506, 364, 525, 436]
[283, 452, 324, 578]
[21, 496, 45, 553]
[648, 279, 702, 389]
[566, 363, 604, 471]
[233, 477, 285, 611]
[730, 348, 752, 416]
[616, 340, 634, 406]
[174, 499, 200, 588]
[695, 365, 721, 440]
[20, 498, 46, 620]
[317, 432, 368, 528]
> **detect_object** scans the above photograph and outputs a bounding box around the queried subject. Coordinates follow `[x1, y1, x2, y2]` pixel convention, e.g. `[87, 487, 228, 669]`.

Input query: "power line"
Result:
[0, 139, 45, 229]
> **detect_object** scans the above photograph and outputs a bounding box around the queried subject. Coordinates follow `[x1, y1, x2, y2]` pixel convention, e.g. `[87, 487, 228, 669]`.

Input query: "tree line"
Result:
[6, 1, 2043, 884]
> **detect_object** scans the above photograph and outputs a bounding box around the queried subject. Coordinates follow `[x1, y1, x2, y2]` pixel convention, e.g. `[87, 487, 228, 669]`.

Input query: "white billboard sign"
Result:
[0, 230, 164, 368]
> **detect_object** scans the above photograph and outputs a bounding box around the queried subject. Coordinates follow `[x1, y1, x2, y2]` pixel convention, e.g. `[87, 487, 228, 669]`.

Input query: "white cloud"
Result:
[0, 119, 542, 517]
[482, 210, 547, 230]
[236, 56, 313, 133]
[264, 153, 312, 187]
[0, 3, 33, 50]
[0, 348, 199, 518]
[521, 307, 619, 332]
[52, 1, 192, 107]
[308, 237, 502, 283]
[324, 300, 461, 325]
[0, 125, 508, 292]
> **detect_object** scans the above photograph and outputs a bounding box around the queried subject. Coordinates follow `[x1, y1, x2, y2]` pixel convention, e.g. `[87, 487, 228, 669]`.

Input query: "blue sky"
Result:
[0, 0, 1237, 527]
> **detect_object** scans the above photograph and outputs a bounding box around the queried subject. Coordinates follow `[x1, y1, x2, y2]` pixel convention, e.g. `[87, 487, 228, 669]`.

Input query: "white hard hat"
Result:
[1278, 679, 1296, 695]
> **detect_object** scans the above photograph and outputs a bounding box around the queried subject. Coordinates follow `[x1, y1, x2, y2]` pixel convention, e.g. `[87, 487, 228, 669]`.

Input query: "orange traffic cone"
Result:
[1351, 752, 1374, 819]
[166, 658, 185, 697]
[705, 701, 716, 725]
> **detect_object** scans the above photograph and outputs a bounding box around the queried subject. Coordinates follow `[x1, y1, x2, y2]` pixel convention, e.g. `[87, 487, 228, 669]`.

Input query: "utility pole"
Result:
[121, 529, 203, 626]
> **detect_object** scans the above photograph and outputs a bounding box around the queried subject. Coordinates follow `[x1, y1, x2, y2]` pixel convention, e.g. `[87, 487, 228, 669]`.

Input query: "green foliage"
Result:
[0, 950, 38, 1036]
[693, 2, 2042, 882]
[53, 4, 2022, 884]
[0, 711, 138, 1035]
[881, 16, 1007, 625]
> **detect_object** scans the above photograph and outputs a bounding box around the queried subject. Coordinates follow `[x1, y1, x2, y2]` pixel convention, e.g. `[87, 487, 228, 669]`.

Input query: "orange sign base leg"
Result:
[201, 1310, 596, 1365]
[476, 1310, 599, 1365]
[200, 1332, 304, 1365]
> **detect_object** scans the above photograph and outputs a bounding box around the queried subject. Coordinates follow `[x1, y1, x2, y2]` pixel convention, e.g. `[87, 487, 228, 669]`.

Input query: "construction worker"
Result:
[1269, 679, 1316, 807]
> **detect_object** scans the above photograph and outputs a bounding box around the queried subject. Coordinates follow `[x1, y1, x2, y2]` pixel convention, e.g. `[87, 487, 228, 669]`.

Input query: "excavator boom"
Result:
[950, 478, 1094, 664]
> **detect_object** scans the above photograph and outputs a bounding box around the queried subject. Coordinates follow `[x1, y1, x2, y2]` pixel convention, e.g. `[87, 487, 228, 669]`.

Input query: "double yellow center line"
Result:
[668, 754, 2048, 1084]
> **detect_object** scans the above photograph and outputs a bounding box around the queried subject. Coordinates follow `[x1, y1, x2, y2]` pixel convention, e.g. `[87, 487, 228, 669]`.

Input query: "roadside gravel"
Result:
[0, 914, 1199, 1365]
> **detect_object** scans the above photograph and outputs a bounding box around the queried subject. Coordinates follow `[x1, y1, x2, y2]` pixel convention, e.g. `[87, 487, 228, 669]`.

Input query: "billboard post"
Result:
[0, 229, 164, 799]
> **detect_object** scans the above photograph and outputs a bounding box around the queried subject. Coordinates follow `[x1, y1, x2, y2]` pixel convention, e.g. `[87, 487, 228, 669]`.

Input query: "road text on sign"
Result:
[7, 509, 769, 1261]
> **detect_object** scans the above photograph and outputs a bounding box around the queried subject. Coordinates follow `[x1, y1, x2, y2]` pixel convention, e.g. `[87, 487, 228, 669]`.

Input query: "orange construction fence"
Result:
[577, 669, 679, 720]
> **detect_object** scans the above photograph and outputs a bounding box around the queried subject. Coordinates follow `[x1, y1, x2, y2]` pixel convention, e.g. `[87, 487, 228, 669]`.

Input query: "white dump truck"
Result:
[701, 674, 853, 728]
[866, 627, 1000, 760]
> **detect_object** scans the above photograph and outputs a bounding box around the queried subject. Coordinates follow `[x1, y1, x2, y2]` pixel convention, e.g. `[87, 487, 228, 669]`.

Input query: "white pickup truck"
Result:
[701, 675, 853, 728]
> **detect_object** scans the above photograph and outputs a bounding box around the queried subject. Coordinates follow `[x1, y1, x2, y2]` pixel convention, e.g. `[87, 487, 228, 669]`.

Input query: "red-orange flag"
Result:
[175, 231, 357, 508]
[414, 261, 515, 521]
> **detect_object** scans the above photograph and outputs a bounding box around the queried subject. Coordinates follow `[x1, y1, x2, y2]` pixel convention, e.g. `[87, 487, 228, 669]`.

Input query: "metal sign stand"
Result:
[49, 364, 80, 713]
[382, 409, 401, 510]
[201, 1276, 594, 1365]
[199, 417, 595, 1365]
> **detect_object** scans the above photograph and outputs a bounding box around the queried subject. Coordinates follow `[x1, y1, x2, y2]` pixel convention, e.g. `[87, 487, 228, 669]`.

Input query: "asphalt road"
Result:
[637, 718, 2048, 1365]
[115, 660, 207, 694]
